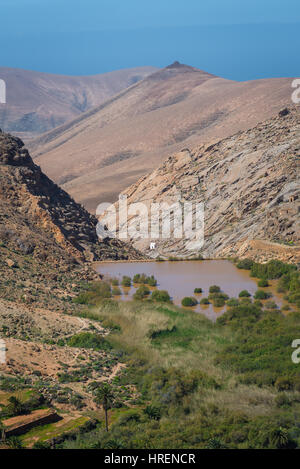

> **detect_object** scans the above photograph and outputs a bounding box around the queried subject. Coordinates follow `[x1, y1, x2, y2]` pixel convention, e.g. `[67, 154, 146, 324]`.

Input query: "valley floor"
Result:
[0, 258, 299, 449]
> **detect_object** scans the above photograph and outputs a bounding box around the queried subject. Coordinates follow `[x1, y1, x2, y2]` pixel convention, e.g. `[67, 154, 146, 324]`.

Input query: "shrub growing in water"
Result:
[239, 290, 251, 298]
[133, 285, 151, 300]
[133, 273, 147, 284]
[181, 297, 198, 307]
[200, 298, 210, 305]
[146, 275, 157, 287]
[254, 290, 271, 300]
[213, 297, 226, 307]
[122, 276, 131, 287]
[151, 290, 171, 303]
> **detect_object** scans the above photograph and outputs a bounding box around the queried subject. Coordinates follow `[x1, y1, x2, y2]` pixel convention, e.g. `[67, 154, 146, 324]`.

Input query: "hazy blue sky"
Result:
[1, 0, 300, 79]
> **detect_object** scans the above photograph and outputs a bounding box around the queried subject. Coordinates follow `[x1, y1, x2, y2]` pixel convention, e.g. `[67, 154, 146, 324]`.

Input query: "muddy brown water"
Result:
[96, 260, 285, 321]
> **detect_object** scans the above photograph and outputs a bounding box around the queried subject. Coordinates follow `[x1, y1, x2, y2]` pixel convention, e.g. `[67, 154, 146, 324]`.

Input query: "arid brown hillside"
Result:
[0, 66, 157, 139]
[106, 108, 300, 264]
[30, 62, 296, 211]
[0, 131, 142, 307]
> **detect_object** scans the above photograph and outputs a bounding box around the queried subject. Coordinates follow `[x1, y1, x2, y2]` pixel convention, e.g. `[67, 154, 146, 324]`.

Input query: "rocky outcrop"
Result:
[106, 107, 300, 263]
[0, 131, 142, 263]
[0, 131, 143, 308]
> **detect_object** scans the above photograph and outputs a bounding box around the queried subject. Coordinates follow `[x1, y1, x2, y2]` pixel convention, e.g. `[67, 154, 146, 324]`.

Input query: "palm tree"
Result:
[7, 396, 23, 416]
[144, 405, 161, 421]
[95, 383, 114, 432]
[270, 427, 289, 449]
[0, 421, 6, 442]
[6, 436, 23, 449]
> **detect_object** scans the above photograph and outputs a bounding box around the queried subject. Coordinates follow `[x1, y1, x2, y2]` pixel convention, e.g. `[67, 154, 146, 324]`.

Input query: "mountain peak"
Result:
[166, 61, 188, 69]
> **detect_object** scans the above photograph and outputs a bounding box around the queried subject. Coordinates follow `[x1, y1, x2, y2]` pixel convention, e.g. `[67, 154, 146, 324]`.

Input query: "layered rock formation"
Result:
[0, 131, 142, 307]
[106, 108, 300, 263]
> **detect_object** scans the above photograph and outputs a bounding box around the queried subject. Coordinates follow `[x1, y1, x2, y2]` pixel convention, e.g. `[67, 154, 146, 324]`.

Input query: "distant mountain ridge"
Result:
[0, 66, 158, 139]
[29, 62, 296, 211]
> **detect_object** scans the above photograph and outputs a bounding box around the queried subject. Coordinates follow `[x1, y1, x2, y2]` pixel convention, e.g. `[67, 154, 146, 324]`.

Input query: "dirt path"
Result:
[63, 316, 104, 340]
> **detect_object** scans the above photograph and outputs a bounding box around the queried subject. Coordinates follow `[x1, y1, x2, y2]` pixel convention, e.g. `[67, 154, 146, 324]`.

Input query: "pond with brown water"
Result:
[96, 260, 285, 321]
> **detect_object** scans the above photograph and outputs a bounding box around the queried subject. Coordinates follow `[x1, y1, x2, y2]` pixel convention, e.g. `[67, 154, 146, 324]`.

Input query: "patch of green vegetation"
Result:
[236, 258, 254, 270]
[200, 298, 210, 305]
[21, 416, 92, 446]
[239, 290, 251, 298]
[133, 285, 150, 300]
[151, 290, 171, 303]
[112, 286, 122, 296]
[216, 303, 300, 389]
[251, 260, 296, 280]
[254, 290, 272, 300]
[121, 276, 131, 287]
[181, 297, 198, 307]
[226, 298, 239, 307]
[60, 263, 300, 450]
[73, 281, 111, 305]
[258, 279, 269, 288]
[67, 332, 111, 351]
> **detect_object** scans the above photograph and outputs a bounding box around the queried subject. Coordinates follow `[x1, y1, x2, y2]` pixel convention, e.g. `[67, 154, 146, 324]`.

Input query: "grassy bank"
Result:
[61, 270, 300, 449]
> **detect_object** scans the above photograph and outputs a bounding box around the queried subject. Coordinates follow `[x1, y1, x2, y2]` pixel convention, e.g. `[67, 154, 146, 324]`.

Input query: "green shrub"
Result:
[264, 301, 278, 310]
[209, 285, 221, 294]
[239, 297, 252, 304]
[194, 288, 203, 294]
[73, 281, 111, 304]
[181, 297, 198, 307]
[111, 278, 119, 286]
[275, 377, 293, 391]
[226, 298, 239, 307]
[151, 290, 171, 303]
[112, 287, 122, 296]
[133, 285, 150, 300]
[213, 297, 226, 307]
[144, 405, 161, 420]
[254, 290, 271, 300]
[133, 273, 146, 284]
[146, 275, 157, 287]
[117, 409, 141, 425]
[239, 290, 251, 298]
[67, 332, 111, 351]
[200, 298, 210, 305]
[236, 259, 254, 270]
[121, 276, 131, 287]
[253, 299, 263, 307]
[251, 260, 296, 280]
[258, 279, 269, 287]
[275, 393, 291, 408]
